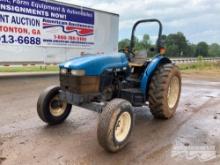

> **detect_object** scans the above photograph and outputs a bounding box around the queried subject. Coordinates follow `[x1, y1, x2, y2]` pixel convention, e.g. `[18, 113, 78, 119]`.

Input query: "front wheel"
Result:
[97, 99, 134, 152]
[37, 86, 72, 125]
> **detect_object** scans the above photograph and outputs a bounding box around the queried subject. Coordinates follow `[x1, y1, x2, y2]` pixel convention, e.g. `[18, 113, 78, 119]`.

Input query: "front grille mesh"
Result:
[60, 74, 100, 94]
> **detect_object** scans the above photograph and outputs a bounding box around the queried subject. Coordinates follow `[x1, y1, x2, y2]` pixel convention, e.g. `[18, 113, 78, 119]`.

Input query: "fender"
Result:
[140, 55, 171, 96]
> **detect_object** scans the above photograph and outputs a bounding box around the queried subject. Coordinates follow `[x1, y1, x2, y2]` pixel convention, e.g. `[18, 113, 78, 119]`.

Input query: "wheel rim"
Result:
[49, 95, 67, 117]
[167, 76, 180, 109]
[114, 111, 131, 143]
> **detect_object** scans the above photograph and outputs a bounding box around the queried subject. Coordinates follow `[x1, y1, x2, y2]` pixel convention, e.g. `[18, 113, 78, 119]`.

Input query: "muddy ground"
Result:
[0, 74, 220, 165]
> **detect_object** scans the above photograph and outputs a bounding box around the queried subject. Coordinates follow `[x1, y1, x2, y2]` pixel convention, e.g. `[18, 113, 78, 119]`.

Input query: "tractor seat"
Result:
[129, 50, 148, 67]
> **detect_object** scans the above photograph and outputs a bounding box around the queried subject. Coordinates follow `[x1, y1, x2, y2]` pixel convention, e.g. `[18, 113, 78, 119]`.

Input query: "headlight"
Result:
[60, 68, 67, 74]
[71, 70, 85, 76]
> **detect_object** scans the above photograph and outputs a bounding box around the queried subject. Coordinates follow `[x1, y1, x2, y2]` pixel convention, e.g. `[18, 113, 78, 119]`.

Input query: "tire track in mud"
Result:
[129, 97, 220, 163]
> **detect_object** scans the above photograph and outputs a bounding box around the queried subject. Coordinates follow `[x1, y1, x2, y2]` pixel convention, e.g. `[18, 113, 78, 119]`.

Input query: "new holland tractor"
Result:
[37, 19, 181, 152]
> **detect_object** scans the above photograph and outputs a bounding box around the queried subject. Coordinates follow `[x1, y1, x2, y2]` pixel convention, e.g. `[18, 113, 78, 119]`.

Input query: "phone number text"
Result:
[0, 35, 41, 45]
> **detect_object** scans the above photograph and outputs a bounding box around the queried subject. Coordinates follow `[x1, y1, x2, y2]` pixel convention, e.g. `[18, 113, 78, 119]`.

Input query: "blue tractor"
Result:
[37, 19, 181, 152]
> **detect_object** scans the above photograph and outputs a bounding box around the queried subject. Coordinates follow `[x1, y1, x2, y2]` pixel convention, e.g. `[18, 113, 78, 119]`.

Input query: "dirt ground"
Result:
[0, 73, 220, 165]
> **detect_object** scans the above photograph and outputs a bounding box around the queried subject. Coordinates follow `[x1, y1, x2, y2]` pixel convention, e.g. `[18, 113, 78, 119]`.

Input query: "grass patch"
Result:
[0, 66, 59, 73]
[178, 61, 220, 72]
[0, 61, 219, 73]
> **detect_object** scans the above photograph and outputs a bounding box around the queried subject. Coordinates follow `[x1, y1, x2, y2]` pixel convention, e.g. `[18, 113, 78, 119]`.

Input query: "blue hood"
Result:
[59, 53, 129, 76]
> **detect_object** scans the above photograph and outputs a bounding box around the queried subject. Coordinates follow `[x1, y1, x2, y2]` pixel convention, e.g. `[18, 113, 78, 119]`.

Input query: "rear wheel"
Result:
[37, 86, 72, 125]
[148, 63, 181, 119]
[97, 99, 134, 152]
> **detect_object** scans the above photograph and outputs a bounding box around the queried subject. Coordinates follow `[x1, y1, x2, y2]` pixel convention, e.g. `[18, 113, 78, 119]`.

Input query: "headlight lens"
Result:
[60, 68, 67, 74]
[71, 70, 85, 76]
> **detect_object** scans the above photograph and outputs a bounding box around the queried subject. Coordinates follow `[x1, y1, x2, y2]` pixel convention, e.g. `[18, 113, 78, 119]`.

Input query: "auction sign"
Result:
[0, 0, 95, 47]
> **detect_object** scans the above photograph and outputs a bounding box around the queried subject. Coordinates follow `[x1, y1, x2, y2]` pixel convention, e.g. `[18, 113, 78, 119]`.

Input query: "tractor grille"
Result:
[60, 74, 100, 94]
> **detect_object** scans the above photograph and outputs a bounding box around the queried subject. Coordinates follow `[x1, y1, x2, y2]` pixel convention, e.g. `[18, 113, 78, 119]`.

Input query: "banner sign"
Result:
[0, 0, 95, 47]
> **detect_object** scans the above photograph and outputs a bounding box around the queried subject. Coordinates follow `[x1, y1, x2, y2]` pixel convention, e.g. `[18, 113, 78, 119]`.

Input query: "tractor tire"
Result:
[149, 63, 181, 119]
[97, 99, 134, 152]
[37, 85, 72, 125]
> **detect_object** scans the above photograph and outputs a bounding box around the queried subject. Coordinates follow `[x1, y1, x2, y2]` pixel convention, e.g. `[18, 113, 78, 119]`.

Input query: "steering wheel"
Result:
[119, 47, 135, 62]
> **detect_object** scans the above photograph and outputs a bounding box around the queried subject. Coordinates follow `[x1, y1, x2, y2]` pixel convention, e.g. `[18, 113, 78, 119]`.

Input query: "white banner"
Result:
[0, 0, 95, 48]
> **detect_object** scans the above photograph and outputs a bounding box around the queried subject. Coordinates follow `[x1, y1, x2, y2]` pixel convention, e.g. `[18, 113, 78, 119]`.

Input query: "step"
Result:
[120, 88, 145, 106]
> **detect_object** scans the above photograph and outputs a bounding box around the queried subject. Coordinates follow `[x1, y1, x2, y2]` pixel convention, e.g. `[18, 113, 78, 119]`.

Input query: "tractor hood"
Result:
[59, 53, 129, 76]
